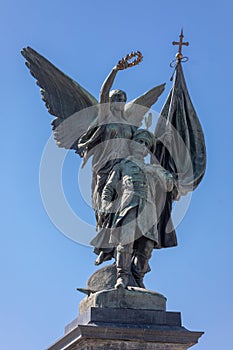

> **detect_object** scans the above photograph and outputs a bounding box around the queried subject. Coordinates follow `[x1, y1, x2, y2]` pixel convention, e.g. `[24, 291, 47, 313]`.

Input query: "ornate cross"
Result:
[172, 29, 189, 60]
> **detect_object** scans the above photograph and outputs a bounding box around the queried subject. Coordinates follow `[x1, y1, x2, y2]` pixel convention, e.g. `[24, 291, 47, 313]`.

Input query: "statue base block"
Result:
[47, 304, 203, 350]
[79, 287, 166, 314]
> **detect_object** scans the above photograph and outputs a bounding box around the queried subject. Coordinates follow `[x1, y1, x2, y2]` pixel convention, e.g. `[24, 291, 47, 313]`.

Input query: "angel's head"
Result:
[109, 89, 127, 112]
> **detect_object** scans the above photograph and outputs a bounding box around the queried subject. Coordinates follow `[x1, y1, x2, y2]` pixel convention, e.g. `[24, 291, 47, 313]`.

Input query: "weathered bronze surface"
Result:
[22, 43, 206, 293]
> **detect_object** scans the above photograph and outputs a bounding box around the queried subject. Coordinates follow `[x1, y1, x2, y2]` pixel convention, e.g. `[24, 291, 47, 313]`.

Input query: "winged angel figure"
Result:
[21, 48, 165, 228]
[22, 48, 206, 290]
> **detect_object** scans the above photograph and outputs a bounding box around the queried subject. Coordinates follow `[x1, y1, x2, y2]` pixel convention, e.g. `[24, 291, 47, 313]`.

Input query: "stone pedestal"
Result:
[47, 289, 203, 350]
[79, 287, 166, 314]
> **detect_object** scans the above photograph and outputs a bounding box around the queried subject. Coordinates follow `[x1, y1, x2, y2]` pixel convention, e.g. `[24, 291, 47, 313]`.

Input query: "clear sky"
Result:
[1, 1, 233, 349]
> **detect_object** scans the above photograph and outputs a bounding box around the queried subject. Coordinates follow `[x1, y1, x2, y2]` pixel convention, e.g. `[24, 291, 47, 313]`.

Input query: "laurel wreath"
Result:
[117, 51, 143, 70]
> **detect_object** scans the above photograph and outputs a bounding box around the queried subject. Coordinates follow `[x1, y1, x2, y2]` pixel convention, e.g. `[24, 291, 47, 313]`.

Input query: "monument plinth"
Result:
[45, 274, 203, 350]
[47, 290, 203, 350]
[79, 287, 166, 314]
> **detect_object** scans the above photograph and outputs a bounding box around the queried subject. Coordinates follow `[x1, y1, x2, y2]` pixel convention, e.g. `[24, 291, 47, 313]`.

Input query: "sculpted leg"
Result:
[131, 237, 154, 288]
[115, 243, 133, 289]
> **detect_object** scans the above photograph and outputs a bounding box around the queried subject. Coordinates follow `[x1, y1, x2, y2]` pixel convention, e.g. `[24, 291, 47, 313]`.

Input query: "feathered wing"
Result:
[21, 47, 98, 150]
[124, 83, 166, 127]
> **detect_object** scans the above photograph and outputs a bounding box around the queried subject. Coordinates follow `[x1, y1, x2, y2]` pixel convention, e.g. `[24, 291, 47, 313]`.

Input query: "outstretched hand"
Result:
[116, 51, 143, 71]
[116, 59, 129, 70]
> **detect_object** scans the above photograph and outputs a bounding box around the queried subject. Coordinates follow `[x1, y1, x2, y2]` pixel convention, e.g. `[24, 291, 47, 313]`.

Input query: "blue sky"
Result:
[1, 1, 233, 349]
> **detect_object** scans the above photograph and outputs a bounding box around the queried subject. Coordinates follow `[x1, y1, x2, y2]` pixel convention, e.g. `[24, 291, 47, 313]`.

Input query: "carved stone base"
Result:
[47, 306, 203, 350]
[79, 287, 166, 314]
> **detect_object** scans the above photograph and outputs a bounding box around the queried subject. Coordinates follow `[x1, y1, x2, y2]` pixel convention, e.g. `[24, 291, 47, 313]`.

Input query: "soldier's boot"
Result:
[131, 238, 154, 289]
[115, 244, 133, 289]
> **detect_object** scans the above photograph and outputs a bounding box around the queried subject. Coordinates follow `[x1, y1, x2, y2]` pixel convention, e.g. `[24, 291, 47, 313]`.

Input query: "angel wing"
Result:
[21, 47, 98, 150]
[124, 83, 166, 127]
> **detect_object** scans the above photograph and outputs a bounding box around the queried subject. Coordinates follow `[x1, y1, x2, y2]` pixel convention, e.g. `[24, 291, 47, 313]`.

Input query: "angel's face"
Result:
[110, 90, 127, 112]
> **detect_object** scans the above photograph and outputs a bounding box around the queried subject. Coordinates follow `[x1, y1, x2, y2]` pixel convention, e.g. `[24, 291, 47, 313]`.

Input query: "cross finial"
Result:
[172, 29, 189, 60]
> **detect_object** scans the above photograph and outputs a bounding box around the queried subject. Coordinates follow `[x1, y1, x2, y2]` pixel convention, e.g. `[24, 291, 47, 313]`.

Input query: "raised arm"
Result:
[98, 51, 143, 123]
[100, 66, 119, 104]
[98, 62, 125, 123]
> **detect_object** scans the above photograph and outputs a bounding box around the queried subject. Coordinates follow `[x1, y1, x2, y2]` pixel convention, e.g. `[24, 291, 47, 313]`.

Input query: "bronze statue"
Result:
[21, 43, 206, 291]
[21, 48, 165, 230]
[91, 129, 176, 289]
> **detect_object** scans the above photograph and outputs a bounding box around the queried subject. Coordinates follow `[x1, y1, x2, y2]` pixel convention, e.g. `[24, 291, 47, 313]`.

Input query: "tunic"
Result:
[91, 156, 176, 249]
